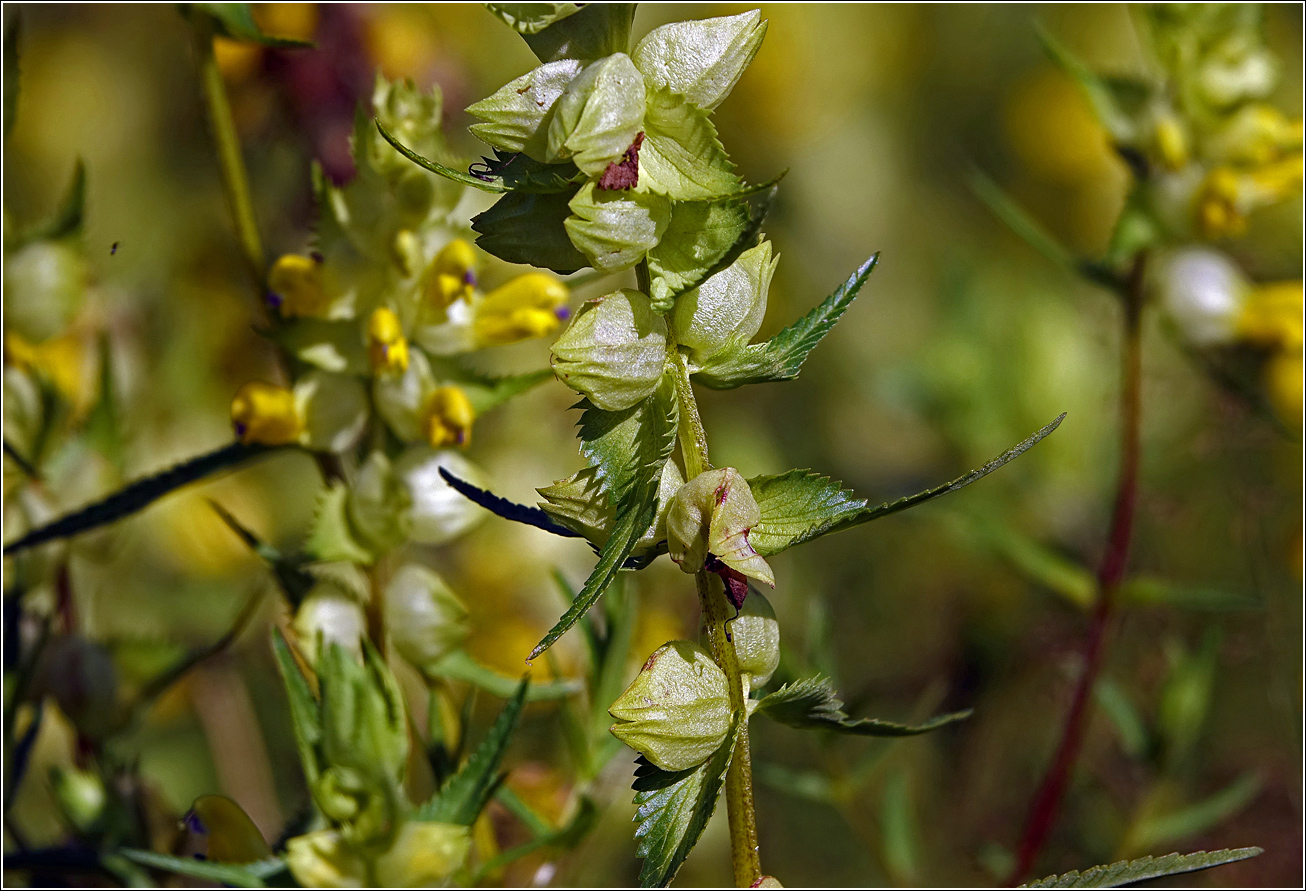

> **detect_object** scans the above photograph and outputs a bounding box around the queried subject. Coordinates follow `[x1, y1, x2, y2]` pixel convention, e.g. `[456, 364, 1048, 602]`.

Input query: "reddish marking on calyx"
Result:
[598, 132, 645, 190]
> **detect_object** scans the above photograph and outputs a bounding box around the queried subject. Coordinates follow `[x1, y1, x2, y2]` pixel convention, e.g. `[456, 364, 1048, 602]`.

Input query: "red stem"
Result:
[1007, 256, 1146, 884]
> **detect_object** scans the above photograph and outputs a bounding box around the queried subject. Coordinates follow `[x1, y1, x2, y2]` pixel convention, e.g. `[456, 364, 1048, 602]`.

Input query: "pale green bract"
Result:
[672, 240, 777, 363]
[550, 288, 669, 411]
[630, 11, 769, 112]
[565, 182, 672, 273]
[547, 52, 646, 174]
[467, 59, 582, 158]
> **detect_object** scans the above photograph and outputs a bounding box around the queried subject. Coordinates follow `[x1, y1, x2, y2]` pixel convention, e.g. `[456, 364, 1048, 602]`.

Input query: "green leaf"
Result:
[417, 676, 530, 825]
[1093, 678, 1149, 759]
[271, 628, 323, 790]
[481, 150, 587, 194]
[632, 714, 741, 888]
[119, 849, 284, 887]
[693, 254, 877, 389]
[757, 676, 971, 736]
[520, 4, 636, 63]
[83, 332, 124, 472]
[2, 441, 274, 555]
[4, 11, 19, 142]
[531, 379, 678, 659]
[304, 482, 375, 565]
[25, 159, 87, 243]
[1130, 774, 1262, 854]
[880, 769, 921, 885]
[1020, 847, 1262, 889]
[426, 649, 579, 701]
[754, 760, 837, 805]
[376, 120, 506, 192]
[473, 189, 590, 274]
[189, 3, 314, 48]
[484, 3, 586, 35]
[209, 500, 316, 606]
[746, 413, 1066, 557]
[639, 88, 739, 201]
[1035, 25, 1151, 144]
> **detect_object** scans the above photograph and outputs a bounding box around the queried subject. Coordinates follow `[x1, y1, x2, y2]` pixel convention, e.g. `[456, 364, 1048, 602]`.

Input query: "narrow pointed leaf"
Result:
[417, 676, 530, 825]
[632, 714, 741, 887]
[1021, 847, 1263, 888]
[190, 3, 313, 48]
[438, 466, 583, 539]
[271, 628, 323, 789]
[119, 850, 283, 887]
[519, 3, 636, 63]
[22, 159, 87, 243]
[3, 441, 274, 555]
[757, 676, 971, 736]
[210, 500, 316, 604]
[532, 382, 677, 659]
[694, 254, 878, 388]
[747, 414, 1065, 557]
[1129, 774, 1261, 853]
[376, 121, 506, 192]
[427, 649, 580, 701]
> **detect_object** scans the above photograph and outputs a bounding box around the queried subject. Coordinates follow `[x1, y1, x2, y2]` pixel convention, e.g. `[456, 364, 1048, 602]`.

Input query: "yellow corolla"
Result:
[1237, 281, 1304, 350]
[3, 331, 95, 417]
[231, 381, 303, 445]
[425, 239, 478, 310]
[474, 273, 570, 347]
[267, 254, 330, 318]
[420, 385, 475, 448]
[367, 307, 410, 375]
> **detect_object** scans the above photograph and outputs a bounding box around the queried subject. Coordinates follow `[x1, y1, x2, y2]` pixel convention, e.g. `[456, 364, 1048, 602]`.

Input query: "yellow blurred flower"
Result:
[213, 37, 263, 83]
[231, 380, 304, 445]
[1155, 115, 1190, 171]
[425, 239, 478, 311]
[368, 307, 410, 375]
[474, 273, 569, 347]
[1196, 156, 1303, 240]
[268, 254, 330, 318]
[1237, 281, 1304, 350]
[253, 3, 318, 42]
[363, 6, 441, 81]
[3, 330, 97, 419]
[420, 385, 475, 449]
[1265, 349, 1303, 428]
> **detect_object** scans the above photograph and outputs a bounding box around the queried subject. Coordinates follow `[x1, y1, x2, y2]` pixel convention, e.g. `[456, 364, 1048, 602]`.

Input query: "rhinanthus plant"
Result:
[3, 3, 1275, 889]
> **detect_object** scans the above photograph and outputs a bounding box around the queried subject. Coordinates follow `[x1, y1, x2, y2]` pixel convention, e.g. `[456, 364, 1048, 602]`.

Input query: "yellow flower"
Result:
[1195, 156, 1304, 240]
[425, 239, 478, 310]
[1266, 349, 1303, 428]
[1154, 115, 1190, 170]
[420, 385, 475, 448]
[1207, 104, 1303, 166]
[3, 331, 96, 418]
[367, 307, 410, 375]
[231, 381, 304, 445]
[268, 254, 330, 318]
[1237, 281, 1304, 350]
[474, 273, 569, 347]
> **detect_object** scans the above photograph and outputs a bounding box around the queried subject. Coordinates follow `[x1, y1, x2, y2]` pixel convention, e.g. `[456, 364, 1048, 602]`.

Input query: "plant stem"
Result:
[191, 16, 266, 288]
[1008, 255, 1147, 884]
[670, 346, 762, 887]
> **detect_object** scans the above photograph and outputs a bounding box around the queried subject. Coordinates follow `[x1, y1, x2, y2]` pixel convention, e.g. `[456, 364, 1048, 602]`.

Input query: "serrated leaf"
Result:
[639, 88, 739, 201]
[304, 482, 375, 564]
[757, 676, 971, 736]
[190, 3, 313, 48]
[519, 3, 636, 63]
[427, 649, 579, 701]
[3, 12, 19, 142]
[746, 414, 1066, 557]
[2, 441, 274, 555]
[438, 465, 584, 539]
[417, 676, 529, 825]
[377, 120, 506, 192]
[632, 713, 741, 887]
[474, 189, 589, 273]
[1020, 847, 1262, 888]
[484, 3, 585, 35]
[478, 149, 587, 194]
[694, 254, 877, 389]
[271, 628, 323, 790]
[119, 849, 285, 887]
[531, 379, 678, 659]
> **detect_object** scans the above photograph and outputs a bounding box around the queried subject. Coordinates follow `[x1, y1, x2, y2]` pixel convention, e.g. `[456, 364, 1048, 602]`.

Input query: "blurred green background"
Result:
[3, 3, 1301, 886]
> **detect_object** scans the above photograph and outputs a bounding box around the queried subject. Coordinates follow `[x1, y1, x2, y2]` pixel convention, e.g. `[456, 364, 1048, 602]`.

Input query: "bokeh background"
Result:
[3, 3, 1301, 886]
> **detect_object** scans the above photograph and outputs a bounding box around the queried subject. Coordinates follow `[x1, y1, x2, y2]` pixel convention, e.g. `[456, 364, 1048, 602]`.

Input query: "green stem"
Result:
[670, 345, 762, 887]
[190, 17, 266, 292]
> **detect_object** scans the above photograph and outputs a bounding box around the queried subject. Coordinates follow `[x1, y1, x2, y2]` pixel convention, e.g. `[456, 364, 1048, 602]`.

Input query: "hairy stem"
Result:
[669, 343, 762, 886]
[191, 17, 266, 288]
[1008, 255, 1147, 884]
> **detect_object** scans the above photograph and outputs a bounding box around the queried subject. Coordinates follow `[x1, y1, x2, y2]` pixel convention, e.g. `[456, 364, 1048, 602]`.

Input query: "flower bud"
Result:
[1205, 103, 1303, 166]
[2, 240, 86, 341]
[672, 241, 777, 363]
[667, 468, 774, 589]
[394, 447, 489, 545]
[318, 641, 409, 787]
[728, 590, 780, 690]
[348, 452, 412, 553]
[1151, 248, 1247, 346]
[367, 307, 410, 376]
[547, 53, 646, 175]
[609, 640, 732, 771]
[294, 371, 369, 453]
[550, 288, 668, 411]
[51, 765, 107, 833]
[293, 586, 367, 665]
[421, 385, 475, 448]
[375, 820, 472, 887]
[474, 272, 570, 347]
[268, 254, 330, 318]
[425, 239, 478, 310]
[286, 829, 367, 887]
[231, 381, 304, 445]
[383, 564, 469, 671]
